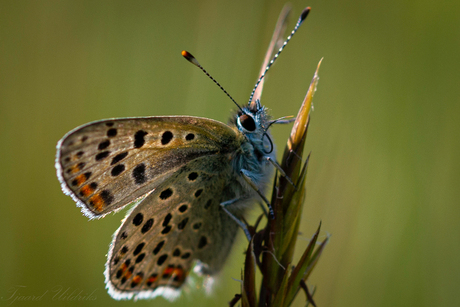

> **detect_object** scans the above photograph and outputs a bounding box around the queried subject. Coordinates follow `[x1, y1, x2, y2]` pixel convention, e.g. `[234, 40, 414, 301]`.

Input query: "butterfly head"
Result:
[236, 100, 269, 134]
[231, 99, 274, 156]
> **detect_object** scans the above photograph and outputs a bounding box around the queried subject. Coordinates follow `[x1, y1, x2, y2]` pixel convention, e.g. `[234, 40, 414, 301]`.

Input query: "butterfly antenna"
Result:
[182, 50, 244, 113]
[248, 7, 311, 105]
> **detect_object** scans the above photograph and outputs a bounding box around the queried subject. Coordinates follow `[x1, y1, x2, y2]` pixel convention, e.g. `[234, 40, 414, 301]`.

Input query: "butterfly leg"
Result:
[220, 199, 251, 241]
[265, 156, 296, 189]
[240, 170, 275, 219]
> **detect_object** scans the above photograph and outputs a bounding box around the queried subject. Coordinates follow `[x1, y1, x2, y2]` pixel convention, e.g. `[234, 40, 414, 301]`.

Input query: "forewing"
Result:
[55, 116, 239, 219]
[105, 155, 241, 300]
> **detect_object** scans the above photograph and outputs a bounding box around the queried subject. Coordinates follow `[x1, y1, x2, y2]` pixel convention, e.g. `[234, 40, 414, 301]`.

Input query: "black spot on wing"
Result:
[153, 241, 165, 255]
[157, 254, 168, 266]
[132, 163, 146, 185]
[173, 248, 181, 257]
[98, 140, 110, 150]
[161, 131, 173, 145]
[160, 188, 173, 200]
[107, 128, 117, 137]
[161, 225, 172, 234]
[134, 130, 148, 148]
[111, 164, 125, 176]
[141, 218, 154, 234]
[100, 190, 114, 205]
[95, 151, 110, 161]
[111, 152, 128, 165]
[198, 236, 207, 249]
[178, 218, 188, 230]
[135, 253, 145, 264]
[113, 256, 120, 265]
[185, 133, 195, 141]
[133, 243, 145, 256]
[162, 213, 172, 226]
[195, 189, 203, 197]
[133, 213, 143, 226]
[188, 172, 198, 181]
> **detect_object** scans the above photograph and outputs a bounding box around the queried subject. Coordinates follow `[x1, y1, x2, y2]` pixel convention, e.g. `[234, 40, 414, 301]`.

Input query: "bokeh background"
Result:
[1, 1, 459, 306]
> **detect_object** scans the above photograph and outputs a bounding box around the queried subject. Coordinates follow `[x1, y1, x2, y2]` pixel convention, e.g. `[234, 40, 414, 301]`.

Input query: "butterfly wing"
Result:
[105, 154, 241, 300]
[55, 116, 240, 219]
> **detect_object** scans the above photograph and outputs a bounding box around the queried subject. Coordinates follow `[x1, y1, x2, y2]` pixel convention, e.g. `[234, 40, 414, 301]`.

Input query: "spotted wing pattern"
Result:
[105, 155, 243, 300]
[56, 116, 239, 219]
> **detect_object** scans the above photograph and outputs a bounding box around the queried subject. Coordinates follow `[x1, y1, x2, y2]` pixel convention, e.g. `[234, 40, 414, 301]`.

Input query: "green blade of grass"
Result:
[243, 239, 257, 307]
[284, 222, 321, 306]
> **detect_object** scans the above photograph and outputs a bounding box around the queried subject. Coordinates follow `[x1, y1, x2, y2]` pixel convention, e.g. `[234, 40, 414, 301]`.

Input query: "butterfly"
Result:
[55, 7, 309, 301]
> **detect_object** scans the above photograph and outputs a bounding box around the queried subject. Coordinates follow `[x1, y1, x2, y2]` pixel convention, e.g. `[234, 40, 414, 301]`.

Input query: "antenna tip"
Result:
[182, 50, 200, 66]
[300, 7, 311, 22]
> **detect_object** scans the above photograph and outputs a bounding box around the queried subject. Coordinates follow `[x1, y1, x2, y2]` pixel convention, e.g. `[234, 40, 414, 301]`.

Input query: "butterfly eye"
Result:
[239, 114, 256, 132]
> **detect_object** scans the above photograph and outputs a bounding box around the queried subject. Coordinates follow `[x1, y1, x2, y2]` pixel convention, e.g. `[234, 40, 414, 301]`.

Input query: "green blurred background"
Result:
[1, 0, 459, 306]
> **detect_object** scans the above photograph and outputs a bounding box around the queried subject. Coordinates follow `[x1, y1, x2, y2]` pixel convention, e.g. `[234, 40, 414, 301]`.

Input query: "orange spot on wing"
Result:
[74, 174, 86, 186]
[120, 263, 127, 272]
[124, 270, 132, 280]
[147, 275, 158, 284]
[161, 265, 186, 283]
[172, 267, 185, 282]
[79, 184, 94, 197]
[70, 165, 80, 174]
[89, 194, 104, 212]
[132, 274, 143, 285]
[70, 153, 83, 162]
[162, 265, 174, 277]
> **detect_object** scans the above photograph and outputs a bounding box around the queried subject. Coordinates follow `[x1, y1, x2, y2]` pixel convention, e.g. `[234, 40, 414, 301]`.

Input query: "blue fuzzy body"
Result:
[225, 105, 276, 212]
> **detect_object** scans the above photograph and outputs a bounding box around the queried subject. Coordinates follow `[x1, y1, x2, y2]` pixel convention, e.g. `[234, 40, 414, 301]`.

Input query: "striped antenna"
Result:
[248, 7, 310, 105]
[181, 50, 244, 113]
